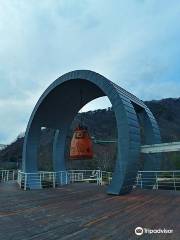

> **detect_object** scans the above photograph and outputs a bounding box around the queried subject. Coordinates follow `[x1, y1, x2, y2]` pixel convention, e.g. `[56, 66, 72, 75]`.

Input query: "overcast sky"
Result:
[0, 0, 180, 144]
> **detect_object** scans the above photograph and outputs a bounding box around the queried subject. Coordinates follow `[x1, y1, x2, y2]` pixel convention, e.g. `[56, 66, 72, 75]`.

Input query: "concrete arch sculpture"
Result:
[22, 70, 161, 195]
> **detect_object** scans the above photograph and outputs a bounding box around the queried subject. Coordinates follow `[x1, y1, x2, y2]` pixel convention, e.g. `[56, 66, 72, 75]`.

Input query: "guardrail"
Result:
[0, 170, 17, 182]
[101, 171, 112, 184]
[17, 171, 68, 190]
[1, 169, 180, 191]
[68, 170, 103, 185]
[136, 171, 180, 190]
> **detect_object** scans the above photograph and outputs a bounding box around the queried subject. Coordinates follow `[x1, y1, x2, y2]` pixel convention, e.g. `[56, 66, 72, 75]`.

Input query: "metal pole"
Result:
[19, 172, 22, 188]
[24, 174, 27, 190]
[156, 172, 158, 189]
[7, 170, 9, 181]
[60, 171, 63, 185]
[53, 172, 55, 188]
[173, 172, 176, 191]
[40, 173, 42, 188]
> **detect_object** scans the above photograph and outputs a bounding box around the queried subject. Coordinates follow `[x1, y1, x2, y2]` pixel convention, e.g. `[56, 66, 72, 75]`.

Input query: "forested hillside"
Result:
[0, 98, 180, 170]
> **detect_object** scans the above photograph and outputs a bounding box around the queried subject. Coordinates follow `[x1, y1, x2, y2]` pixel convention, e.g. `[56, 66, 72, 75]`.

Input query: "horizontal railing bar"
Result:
[1, 169, 180, 192]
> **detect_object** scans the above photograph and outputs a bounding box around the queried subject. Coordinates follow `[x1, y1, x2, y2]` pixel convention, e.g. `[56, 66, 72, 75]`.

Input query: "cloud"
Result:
[0, 0, 180, 143]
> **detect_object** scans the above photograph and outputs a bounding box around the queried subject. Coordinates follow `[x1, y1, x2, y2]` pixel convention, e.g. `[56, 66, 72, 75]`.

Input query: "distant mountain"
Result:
[145, 98, 180, 142]
[0, 97, 180, 170]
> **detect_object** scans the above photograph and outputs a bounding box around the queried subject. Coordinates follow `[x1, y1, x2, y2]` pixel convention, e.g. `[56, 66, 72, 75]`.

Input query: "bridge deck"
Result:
[0, 182, 179, 240]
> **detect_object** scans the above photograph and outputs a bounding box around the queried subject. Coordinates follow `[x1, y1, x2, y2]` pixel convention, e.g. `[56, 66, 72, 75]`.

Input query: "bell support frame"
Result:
[22, 70, 161, 194]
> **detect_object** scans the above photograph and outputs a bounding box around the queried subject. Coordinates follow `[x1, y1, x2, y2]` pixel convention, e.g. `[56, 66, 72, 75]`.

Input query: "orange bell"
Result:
[70, 125, 93, 160]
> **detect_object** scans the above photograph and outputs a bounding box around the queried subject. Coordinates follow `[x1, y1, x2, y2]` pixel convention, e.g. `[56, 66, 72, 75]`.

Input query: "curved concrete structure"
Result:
[22, 70, 161, 194]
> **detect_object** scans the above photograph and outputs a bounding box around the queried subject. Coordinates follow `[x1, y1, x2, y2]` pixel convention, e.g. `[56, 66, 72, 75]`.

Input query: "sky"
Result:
[0, 0, 180, 144]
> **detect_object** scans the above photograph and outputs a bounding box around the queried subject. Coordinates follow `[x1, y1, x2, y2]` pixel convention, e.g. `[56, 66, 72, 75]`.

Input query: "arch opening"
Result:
[67, 96, 117, 172]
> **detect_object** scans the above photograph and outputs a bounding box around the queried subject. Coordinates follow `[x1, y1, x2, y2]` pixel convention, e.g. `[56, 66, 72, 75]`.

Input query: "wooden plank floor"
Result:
[0, 181, 179, 240]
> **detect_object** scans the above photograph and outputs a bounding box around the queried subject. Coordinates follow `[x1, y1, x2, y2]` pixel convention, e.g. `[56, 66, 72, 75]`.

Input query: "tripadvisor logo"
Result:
[135, 227, 173, 236]
[135, 227, 143, 236]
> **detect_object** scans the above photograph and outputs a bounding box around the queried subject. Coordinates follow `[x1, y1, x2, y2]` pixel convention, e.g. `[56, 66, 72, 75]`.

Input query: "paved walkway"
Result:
[0, 182, 179, 240]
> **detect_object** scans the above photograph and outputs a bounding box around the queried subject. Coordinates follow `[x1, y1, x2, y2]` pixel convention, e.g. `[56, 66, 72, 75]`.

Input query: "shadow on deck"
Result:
[0, 181, 179, 240]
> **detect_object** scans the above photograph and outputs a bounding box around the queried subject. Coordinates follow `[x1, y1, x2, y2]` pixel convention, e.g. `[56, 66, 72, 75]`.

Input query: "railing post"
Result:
[99, 171, 101, 185]
[108, 172, 111, 184]
[100, 170, 102, 185]
[17, 171, 19, 184]
[140, 173, 143, 189]
[71, 172, 74, 183]
[156, 172, 158, 189]
[24, 173, 27, 190]
[74, 173, 77, 181]
[19, 172, 22, 188]
[98, 170, 100, 185]
[12, 170, 15, 181]
[66, 171, 68, 184]
[173, 172, 176, 191]
[60, 171, 63, 185]
[96, 170, 99, 185]
[18, 171, 20, 184]
[6, 171, 8, 181]
[2, 171, 4, 182]
[97, 170, 102, 185]
[40, 173, 42, 188]
[53, 172, 56, 188]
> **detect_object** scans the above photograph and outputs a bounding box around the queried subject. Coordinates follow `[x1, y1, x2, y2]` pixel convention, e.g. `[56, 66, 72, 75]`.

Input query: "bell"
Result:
[70, 125, 93, 160]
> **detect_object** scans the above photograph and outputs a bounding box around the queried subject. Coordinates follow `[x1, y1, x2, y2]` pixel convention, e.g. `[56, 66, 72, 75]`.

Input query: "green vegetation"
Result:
[0, 98, 180, 170]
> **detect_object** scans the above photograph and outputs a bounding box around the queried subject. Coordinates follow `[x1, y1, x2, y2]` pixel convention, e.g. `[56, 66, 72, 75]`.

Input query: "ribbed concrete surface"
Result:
[0, 182, 179, 240]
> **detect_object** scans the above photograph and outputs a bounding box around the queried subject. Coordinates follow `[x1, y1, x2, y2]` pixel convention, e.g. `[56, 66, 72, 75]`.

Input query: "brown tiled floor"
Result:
[0, 181, 179, 240]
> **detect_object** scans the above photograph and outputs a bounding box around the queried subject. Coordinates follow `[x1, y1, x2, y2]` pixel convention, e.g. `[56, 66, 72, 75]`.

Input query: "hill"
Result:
[0, 97, 180, 170]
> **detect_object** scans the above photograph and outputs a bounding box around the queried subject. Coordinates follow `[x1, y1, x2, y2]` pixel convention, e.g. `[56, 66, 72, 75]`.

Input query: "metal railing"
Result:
[101, 171, 112, 185]
[17, 171, 68, 190]
[0, 170, 17, 182]
[68, 170, 103, 185]
[16, 170, 105, 190]
[136, 171, 180, 191]
[1, 169, 180, 191]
